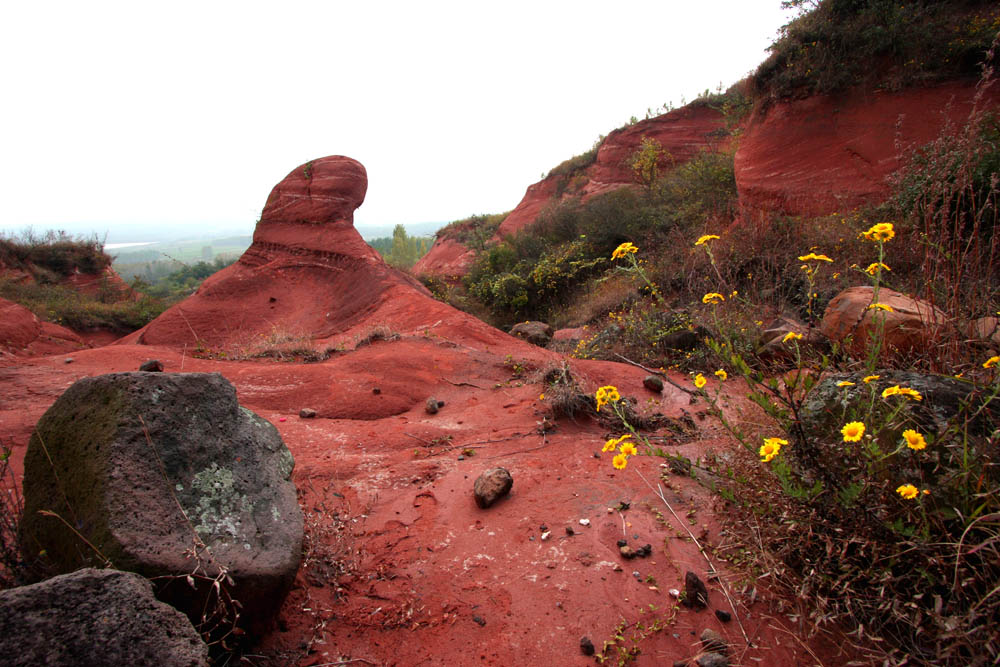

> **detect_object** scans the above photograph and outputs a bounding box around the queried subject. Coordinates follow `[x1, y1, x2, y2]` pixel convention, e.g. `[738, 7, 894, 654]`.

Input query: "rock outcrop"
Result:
[0, 297, 84, 355]
[122, 156, 516, 352]
[734, 80, 1000, 217]
[0, 568, 208, 667]
[20, 372, 302, 631]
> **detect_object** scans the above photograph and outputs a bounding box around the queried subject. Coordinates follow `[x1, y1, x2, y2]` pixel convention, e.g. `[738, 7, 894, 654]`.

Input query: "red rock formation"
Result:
[0, 298, 85, 356]
[121, 156, 516, 351]
[735, 80, 1000, 217]
[411, 236, 477, 279]
[499, 103, 730, 238]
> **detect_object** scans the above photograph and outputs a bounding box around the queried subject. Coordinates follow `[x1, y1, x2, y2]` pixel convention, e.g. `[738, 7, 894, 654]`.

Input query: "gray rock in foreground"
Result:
[20, 372, 303, 632]
[474, 468, 513, 508]
[0, 568, 208, 667]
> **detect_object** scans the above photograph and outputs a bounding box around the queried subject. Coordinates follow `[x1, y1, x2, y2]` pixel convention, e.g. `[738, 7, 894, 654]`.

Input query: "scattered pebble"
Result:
[473, 615, 486, 627]
[457, 456, 465, 461]
[473, 467, 513, 509]
[700, 628, 728, 654]
[138, 360, 163, 372]
[580, 636, 595, 656]
[715, 609, 732, 623]
[696, 653, 729, 667]
[298, 408, 316, 419]
[541, 531, 551, 541]
[540, 524, 548, 531]
[64, 358, 73, 364]
[616, 539, 628, 548]
[632, 571, 641, 579]
[565, 526, 575, 536]
[643, 374, 664, 392]
[372, 387, 381, 394]
[425, 397, 440, 414]
[683, 571, 709, 609]
[668, 588, 681, 598]
[578, 519, 590, 526]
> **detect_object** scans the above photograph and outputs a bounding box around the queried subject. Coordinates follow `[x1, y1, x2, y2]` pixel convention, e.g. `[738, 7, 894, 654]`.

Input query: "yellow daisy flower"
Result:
[841, 421, 865, 442]
[611, 242, 638, 260]
[984, 356, 1000, 369]
[782, 331, 803, 344]
[694, 234, 720, 246]
[702, 292, 725, 305]
[602, 438, 619, 453]
[865, 262, 890, 275]
[595, 385, 621, 412]
[836, 380, 855, 387]
[867, 303, 894, 312]
[902, 429, 926, 451]
[759, 437, 788, 463]
[798, 252, 833, 262]
[612, 454, 628, 470]
[862, 375, 880, 384]
[694, 373, 707, 389]
[620, 441, 638, 457]
[862, 222, 895, 242]
[896, 484, 918, 499]
[714, 369, 727, 381]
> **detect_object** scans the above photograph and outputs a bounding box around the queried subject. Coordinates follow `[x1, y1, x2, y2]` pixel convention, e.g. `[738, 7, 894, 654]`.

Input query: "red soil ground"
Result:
[0, 156, 854, 666]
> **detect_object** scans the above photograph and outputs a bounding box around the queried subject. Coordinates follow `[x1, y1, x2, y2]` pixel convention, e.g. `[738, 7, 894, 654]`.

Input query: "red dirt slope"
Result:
[735, 79, 1000, 217]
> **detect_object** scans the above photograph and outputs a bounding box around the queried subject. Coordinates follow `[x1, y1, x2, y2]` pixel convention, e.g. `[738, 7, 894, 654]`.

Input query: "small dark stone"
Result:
[565, 526, 575, 536]
[473, 615, 486, 627]
[619, 545, 636, 559]
[643, 375, 664, 392]
[714, 609, 732, 623]
[673, 661, 689, 667]
[437, 400, 445, 407]
[372, 387, 381, 395]
[616, 539, 628, 548]
[425, 397, 440, 414]
[700, 628, 728, 654]
[473, 467, 513, 509]
[269, 296, 277, 303]
[580, 636, 595, 656]
[64, 358, 73, 364]
[457, 456, 465, 461]
[138, 360, 163, 372]
[541, 525, 548, 532]
[299, 408, 317, 419]
[683, 571, 709, 609]
[593, 452, 600, 458]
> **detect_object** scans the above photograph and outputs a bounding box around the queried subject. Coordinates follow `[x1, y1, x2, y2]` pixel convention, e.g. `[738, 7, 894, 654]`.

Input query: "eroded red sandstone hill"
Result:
[120, 157, 514, 351]
[415, 78, 1000, 280]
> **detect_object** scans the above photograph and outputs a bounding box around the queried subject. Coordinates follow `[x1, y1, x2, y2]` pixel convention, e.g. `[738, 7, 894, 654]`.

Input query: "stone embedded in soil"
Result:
[620, 545, 636, 559]
[508, 320, 554, 347]
[473, 467, 513, 509]
[683, 571, 709, 609]
[0, 568, 208, 667]
[715, 609, 732, 623]
[580, 636, 595, 656]
[701, 628, 728, 654]
[425, 397, 441, 414]
[138, 359, 164, 372]
[643, 375, 664, 392]
[696, 653, 729, 667]
[299, 408, 317, 418]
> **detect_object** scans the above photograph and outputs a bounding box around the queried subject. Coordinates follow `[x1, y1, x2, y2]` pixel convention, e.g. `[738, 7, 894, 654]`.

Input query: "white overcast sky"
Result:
[1, 1, 792, 240]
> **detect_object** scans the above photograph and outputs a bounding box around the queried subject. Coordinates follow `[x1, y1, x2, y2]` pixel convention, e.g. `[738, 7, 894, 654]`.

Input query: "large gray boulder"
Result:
[19, 372, 302, 632]
[0, 568, 208, 667]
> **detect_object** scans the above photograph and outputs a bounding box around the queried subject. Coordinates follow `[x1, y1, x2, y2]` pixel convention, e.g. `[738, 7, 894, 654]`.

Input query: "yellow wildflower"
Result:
[896, 484, 919, 500]
[902, 429, 926, 451]
[612, 453, 628, 470]
[984, 355, 1000, 369]
[862, 375, 880, 384]
[539, 393, 545, 400]
[620, 441, 638, 457]
[867, 303, 894, 312]
[602, 438, 619, 453]
[862, 222, 895, 242]
[714, 369, 727, 381]
[611, 242, 638, 260]
[782, 331, 803, 344]
[865, 262, 890, 275]
[702, 292, 725, 305]
[841, 421, 866, 442]
[759, 437, 787, 463]
[882, 385, 922, 401]
[695, 234, 720, 246]
[836, 380, 855, 387]
[798, 252, 833, 262]
[694, 373, 707, 389]
[595, 385, 621, 412]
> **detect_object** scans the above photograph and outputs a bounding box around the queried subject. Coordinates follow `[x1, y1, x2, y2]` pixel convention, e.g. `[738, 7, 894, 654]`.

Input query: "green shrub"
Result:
[0, 279, 166, 332]
[751, 0, 999, 101]
[435, 213, 506, 250]
[0, 230, 110, 278]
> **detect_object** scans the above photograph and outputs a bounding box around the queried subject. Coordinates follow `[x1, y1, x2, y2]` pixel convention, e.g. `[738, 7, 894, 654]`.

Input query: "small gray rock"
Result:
[714, 609, 731, 623]
[700, 628, 728, 654]
[643, 375, 664, 392]
[138, 359, 164, 372]
[580, 636, 595, 656]
[509, 321, 554, 347]
[425, 397, 440, 414]
[299, 408, 317, 419]
[473, 467, 513, 509]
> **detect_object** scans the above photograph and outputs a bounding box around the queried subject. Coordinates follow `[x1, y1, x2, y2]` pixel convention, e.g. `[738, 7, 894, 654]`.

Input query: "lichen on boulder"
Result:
[19, 372, 302, 632]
